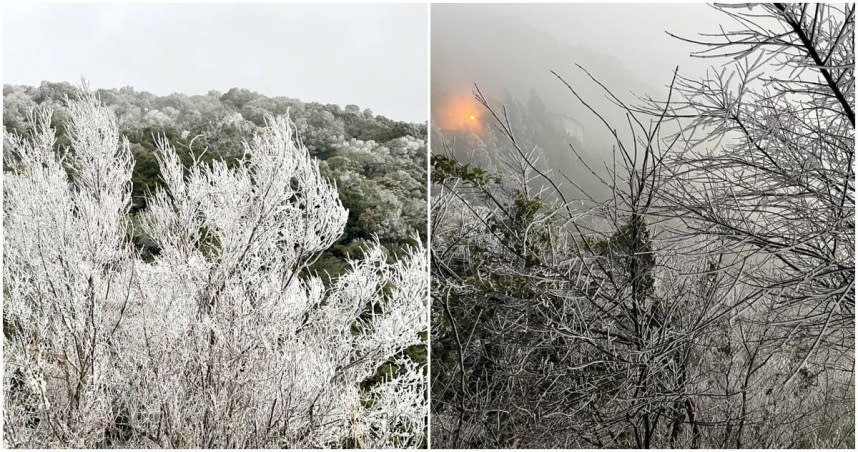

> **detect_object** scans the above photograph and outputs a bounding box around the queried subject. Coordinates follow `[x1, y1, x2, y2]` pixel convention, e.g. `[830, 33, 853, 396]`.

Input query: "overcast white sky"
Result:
[3, 2, 428, 122]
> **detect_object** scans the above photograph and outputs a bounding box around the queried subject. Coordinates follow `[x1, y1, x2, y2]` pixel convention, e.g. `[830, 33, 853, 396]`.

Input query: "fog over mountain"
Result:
[431, 3, 723, 199]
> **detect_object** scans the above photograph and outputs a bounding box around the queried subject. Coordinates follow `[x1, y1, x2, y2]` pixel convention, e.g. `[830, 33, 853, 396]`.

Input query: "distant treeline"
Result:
[3, 82, 427, 278]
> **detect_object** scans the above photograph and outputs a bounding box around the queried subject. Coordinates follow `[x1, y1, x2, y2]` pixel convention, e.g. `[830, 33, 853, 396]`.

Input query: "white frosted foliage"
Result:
[3, 92, 427, 448]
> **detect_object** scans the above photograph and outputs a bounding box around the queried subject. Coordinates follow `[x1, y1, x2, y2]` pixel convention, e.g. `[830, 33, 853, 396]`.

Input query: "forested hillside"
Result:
[3, 82, 427, 278]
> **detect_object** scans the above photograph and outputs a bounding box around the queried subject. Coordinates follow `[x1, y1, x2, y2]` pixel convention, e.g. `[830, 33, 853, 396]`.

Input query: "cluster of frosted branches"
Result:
[3, 92, 428, 448]
[431, 4, 854, 444]
[645, 3, 855, 353]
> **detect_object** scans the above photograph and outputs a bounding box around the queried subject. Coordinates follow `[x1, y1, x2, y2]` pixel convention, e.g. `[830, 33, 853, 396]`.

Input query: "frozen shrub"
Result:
[3, 90, 427, 448]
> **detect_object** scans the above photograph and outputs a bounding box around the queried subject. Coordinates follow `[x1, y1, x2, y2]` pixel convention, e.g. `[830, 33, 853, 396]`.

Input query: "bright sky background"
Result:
[3, 2, 428, 122]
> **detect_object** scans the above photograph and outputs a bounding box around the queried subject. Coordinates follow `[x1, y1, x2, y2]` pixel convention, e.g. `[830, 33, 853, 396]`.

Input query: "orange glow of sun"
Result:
[436, 95, 482, 132]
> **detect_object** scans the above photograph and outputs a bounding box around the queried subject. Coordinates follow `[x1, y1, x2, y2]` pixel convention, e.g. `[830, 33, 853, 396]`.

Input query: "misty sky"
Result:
[3, 2, 428, 122]
[430, 3, 735, 198]
[432, 3, 728, 109]
[496, 3, 727, 84]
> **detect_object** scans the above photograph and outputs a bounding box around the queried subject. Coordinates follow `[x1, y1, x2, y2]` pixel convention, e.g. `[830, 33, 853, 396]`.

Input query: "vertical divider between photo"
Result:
[424, 1, 433, 449]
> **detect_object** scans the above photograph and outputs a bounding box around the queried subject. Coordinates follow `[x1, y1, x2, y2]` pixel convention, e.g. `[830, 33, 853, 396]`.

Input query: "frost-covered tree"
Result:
[431, 14, 854, 441]
[645, 3, 854, 358]
[3, 90, 428, 448]
[3, 82, 428, 261]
